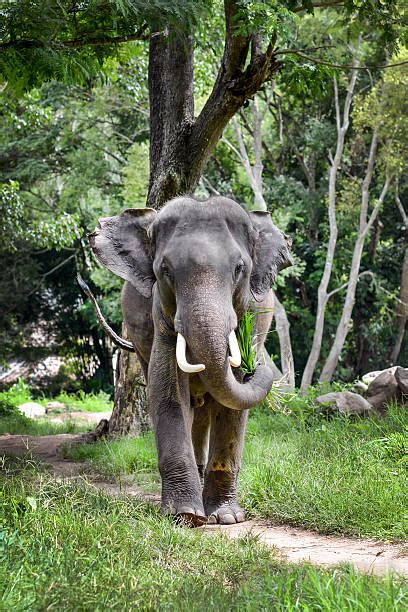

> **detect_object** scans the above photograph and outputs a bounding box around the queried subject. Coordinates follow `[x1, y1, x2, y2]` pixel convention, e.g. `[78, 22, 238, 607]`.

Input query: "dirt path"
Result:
[1, 433, 407, 577]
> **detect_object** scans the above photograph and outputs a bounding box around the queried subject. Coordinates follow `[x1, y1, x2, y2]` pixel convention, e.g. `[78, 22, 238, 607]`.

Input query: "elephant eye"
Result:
[234, 259, 245, 281]
[160, 260, 172, 278]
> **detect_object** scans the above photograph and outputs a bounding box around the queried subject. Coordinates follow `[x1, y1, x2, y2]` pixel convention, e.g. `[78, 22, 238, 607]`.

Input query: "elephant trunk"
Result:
[178, 292, 273, 411]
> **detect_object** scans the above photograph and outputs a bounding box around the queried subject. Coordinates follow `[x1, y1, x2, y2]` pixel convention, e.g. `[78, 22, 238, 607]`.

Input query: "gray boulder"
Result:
[315, 391, 376, 416]
[366, 370, 400, 412]
[362, 366, 398, 386]
[18, 402, 46, 419]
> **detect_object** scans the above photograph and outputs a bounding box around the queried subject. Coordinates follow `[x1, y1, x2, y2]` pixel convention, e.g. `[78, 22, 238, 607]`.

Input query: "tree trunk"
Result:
[390, 246, 408, 364]
[109, 325, 150, 437]
[319, 139, 390, 383]
[273, 292, 295, 390]
[300, 70, 358, 394]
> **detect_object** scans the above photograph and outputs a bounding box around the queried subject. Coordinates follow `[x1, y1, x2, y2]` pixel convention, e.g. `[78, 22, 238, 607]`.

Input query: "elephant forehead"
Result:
[166, 229, 241, 268]
[152, 197, 254, 252]
[157, 196, 250, 227]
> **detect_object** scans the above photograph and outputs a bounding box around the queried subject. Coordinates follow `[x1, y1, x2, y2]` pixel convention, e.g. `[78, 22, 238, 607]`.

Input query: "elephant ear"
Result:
[89, 208, 157, 298]
[249, 211, 293, 300]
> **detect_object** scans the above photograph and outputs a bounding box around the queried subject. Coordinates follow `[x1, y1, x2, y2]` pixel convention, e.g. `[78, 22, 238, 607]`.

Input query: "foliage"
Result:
[1, 460, 407, 609]
[0, 0, 213, 92]
[0, 379, 32, 413]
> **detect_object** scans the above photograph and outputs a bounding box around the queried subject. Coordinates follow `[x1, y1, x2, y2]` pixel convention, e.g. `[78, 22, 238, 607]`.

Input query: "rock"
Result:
[315, 391, 376, 416]
[18, 402, 46, 419]
[362, 371, 382, 386]
[367, 370, 399, 396]
[395, 367, 408, 394]
[362, 366, 398, 386]
[46, 401, 66, 412]
[366, 370, 400, 412]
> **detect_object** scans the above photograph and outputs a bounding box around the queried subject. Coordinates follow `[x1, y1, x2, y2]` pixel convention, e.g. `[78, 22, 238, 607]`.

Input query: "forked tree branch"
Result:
[188, 1, 280, 189]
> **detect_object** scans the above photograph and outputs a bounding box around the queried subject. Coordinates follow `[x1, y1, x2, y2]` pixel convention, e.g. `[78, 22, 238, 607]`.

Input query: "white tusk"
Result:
[176, 334, 205, 373]
[228, 330, 241, 368]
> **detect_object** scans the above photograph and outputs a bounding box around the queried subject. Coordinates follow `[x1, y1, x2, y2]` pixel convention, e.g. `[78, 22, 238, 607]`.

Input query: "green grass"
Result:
[65, 434, 159, 489]
[0, 415, 91, 436]
[0, 379, 112, 414]
[65, 393, 408, 541]
[48, 389, 113, 413]
[0, 457, 406, 611]
[240, 403, 408, 541]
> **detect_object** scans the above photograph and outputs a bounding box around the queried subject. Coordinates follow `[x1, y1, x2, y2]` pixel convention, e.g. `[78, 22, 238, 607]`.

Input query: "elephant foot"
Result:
[161, 499, 208, 527]
[205, 501, 246, 525]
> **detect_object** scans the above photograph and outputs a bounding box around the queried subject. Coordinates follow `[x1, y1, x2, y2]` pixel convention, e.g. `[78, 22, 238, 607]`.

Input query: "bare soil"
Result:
[1, 432, 407, 577]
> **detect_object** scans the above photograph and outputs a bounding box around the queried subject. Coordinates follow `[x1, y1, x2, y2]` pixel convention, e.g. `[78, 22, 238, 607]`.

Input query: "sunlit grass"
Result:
[0, 416, 90, 436]
[0, 380, 112, 415]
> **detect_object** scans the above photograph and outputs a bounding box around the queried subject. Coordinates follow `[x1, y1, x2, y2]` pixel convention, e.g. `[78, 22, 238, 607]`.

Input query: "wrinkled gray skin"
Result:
[90, 196, 291, 526]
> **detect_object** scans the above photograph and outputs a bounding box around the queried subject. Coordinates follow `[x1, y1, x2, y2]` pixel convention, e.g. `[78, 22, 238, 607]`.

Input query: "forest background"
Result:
[1, 0, 407, 411]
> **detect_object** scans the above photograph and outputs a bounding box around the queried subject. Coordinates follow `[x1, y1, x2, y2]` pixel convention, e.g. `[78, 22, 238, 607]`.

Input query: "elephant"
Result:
[86, 195, 292, 526]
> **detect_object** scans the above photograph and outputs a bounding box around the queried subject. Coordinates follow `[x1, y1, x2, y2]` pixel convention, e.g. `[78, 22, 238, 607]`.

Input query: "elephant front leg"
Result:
[192, 400, 210, 485]
[148, 336, 206, 527]
[203, 398, 248, 525]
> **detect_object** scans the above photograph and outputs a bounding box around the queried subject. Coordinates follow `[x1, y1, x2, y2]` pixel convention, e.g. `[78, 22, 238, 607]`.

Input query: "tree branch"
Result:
[188, 1, 280, 189]
[275, 49, 408, 71]
[0, 31, 153, 50]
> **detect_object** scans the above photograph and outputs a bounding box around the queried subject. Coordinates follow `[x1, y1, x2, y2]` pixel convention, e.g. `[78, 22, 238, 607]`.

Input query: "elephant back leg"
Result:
[203, 397, 248, 524]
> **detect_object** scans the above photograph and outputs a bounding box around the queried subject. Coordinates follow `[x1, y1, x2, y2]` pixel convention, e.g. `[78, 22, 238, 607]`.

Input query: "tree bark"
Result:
[109, 325, 150, 437]
[147, 4, 279, 208]
[273, 292, 295, 390]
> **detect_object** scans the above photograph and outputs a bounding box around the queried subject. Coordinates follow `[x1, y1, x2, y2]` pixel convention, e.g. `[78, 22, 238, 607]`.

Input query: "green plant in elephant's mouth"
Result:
[237, 310, 258, 376]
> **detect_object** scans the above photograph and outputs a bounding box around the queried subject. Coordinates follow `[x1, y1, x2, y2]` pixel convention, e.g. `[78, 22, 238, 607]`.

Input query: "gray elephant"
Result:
[86, 196, 291, 526]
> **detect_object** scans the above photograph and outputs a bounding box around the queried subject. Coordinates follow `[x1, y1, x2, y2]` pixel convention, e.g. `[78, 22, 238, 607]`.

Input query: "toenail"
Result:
[219, 513, 236, 525]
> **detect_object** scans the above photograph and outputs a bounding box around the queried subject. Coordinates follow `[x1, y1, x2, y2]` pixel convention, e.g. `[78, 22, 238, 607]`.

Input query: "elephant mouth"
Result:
[176, 330, 241, 373]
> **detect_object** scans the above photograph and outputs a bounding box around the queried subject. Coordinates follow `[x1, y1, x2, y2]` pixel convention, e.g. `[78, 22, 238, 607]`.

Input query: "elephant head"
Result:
[89, 196, 292, 410]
